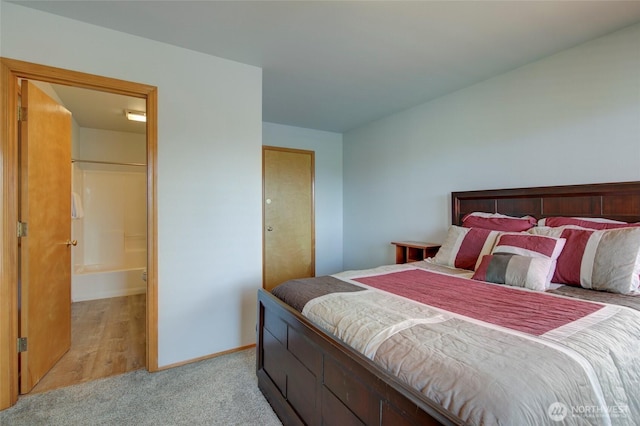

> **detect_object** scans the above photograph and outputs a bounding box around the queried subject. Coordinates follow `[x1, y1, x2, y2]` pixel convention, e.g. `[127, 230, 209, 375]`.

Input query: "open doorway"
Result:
[24, 81, 148, 394]
[0, 58, 158, 410]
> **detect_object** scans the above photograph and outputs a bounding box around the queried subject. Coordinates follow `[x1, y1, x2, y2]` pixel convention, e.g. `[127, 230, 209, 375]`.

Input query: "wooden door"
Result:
[263, 147, 315, 291]
[19, 81, 72, 393]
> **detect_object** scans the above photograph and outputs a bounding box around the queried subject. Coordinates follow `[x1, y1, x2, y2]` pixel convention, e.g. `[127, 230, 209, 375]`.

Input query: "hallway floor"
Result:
[30, 294, 146, 394]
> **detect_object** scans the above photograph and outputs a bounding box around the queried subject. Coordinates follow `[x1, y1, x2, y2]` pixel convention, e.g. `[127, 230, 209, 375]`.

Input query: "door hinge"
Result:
[17, 221, 28, 238]
[18, 106, 27, 122]
[17, 337, 27, 353]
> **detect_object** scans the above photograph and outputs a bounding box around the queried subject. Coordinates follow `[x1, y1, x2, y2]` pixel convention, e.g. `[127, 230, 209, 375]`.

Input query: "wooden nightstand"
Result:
[391, 241, 441, 264]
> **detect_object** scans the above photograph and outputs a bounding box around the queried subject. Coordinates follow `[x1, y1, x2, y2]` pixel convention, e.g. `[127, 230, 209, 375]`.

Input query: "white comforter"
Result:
[300, 263, 640, 426]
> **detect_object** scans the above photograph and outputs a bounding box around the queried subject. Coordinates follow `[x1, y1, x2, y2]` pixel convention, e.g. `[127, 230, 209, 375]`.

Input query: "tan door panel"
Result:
[263, 147, 315, 291]
[19, 81, 72, 393]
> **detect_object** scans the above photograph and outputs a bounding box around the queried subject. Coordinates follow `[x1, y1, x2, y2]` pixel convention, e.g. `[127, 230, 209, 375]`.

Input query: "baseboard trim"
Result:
[157, 344, 256, 371]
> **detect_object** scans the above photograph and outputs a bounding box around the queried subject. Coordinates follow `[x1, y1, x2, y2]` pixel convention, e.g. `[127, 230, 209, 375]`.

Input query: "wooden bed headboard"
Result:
[452, 181, 640, 226]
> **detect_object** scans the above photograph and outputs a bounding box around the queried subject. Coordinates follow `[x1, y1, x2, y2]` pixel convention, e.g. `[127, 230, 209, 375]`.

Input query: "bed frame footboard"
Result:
[256, 289, 463, 426]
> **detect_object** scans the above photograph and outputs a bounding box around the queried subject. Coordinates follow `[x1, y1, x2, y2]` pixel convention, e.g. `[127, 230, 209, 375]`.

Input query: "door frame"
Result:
[0, 58, 159, 409]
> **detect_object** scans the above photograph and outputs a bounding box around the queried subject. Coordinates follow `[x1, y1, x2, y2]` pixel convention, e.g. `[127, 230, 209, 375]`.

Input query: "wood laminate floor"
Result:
[29, 294, 146, 394]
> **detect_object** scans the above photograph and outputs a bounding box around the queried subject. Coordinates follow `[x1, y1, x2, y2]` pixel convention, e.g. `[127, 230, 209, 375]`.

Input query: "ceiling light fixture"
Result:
[125, 109, 147, 123]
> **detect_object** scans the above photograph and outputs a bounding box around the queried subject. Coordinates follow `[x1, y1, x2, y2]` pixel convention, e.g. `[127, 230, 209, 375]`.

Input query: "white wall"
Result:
[75, 168, 146, 268]
[263, 122, 344, 275]
[77, 127, 146, 164]
[344, 23, 640, 270]
[1, 2, 263, 366]
[72, 129, 147, 302]
[77, 130, 147, 273]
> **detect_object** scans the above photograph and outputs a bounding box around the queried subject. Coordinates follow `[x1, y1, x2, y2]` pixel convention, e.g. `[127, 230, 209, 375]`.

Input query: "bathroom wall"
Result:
[72, 127, 147, 301]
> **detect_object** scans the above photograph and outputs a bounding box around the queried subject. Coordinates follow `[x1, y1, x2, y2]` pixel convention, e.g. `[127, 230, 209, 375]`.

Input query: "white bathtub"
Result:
[72, 262, 147, 302]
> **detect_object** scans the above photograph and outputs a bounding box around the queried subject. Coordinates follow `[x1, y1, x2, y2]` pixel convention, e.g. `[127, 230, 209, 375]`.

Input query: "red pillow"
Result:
[551, 228, 592, 286]
[540, 217, 640, 230]
[462, 212, 537, 232]
[492, 233, 566, 260]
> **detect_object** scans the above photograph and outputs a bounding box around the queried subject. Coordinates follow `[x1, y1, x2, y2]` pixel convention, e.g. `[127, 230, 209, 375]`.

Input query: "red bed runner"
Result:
[353, 269, 603, 336]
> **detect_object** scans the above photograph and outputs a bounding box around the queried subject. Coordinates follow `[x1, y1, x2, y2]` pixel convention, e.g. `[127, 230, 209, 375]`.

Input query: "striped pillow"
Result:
[532, 226, 640, 294]
[491, 233, 566, 286]
[433, 225, 500, 271]
[462, 212, 537, 232]
[492, 233, 566, 260]
[473, 254, 554, 291]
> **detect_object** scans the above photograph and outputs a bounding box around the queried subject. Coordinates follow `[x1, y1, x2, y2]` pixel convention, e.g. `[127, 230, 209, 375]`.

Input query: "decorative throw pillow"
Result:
[472, 254, 554, 291]
[432, 225, 500, 271]
[490, 232, 566, 286]
[532, 226, 640, 294]
[462, 212, 537, 232]
[492, 232, 566, 260]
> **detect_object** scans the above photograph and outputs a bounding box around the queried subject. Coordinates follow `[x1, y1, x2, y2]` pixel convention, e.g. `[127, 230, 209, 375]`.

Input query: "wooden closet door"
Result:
[263, 147, 315, 291]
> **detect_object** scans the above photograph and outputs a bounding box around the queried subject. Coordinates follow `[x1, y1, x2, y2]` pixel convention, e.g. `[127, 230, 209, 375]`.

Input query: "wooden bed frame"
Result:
[257, 181, 640, 426]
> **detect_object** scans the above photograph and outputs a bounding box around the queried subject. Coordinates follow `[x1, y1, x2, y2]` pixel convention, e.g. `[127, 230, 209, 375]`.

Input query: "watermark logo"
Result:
[547, 402, 629, 422]
[548, 402, 568, 422]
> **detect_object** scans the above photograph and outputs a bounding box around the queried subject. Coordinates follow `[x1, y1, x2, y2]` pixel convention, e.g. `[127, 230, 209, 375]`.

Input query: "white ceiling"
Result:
[52, 84, 147, 134]
[13, 1, 640, 133]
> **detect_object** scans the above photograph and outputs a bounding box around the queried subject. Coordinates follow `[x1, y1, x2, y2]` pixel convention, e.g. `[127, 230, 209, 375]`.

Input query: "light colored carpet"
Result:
[0, 348, 282, 426]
